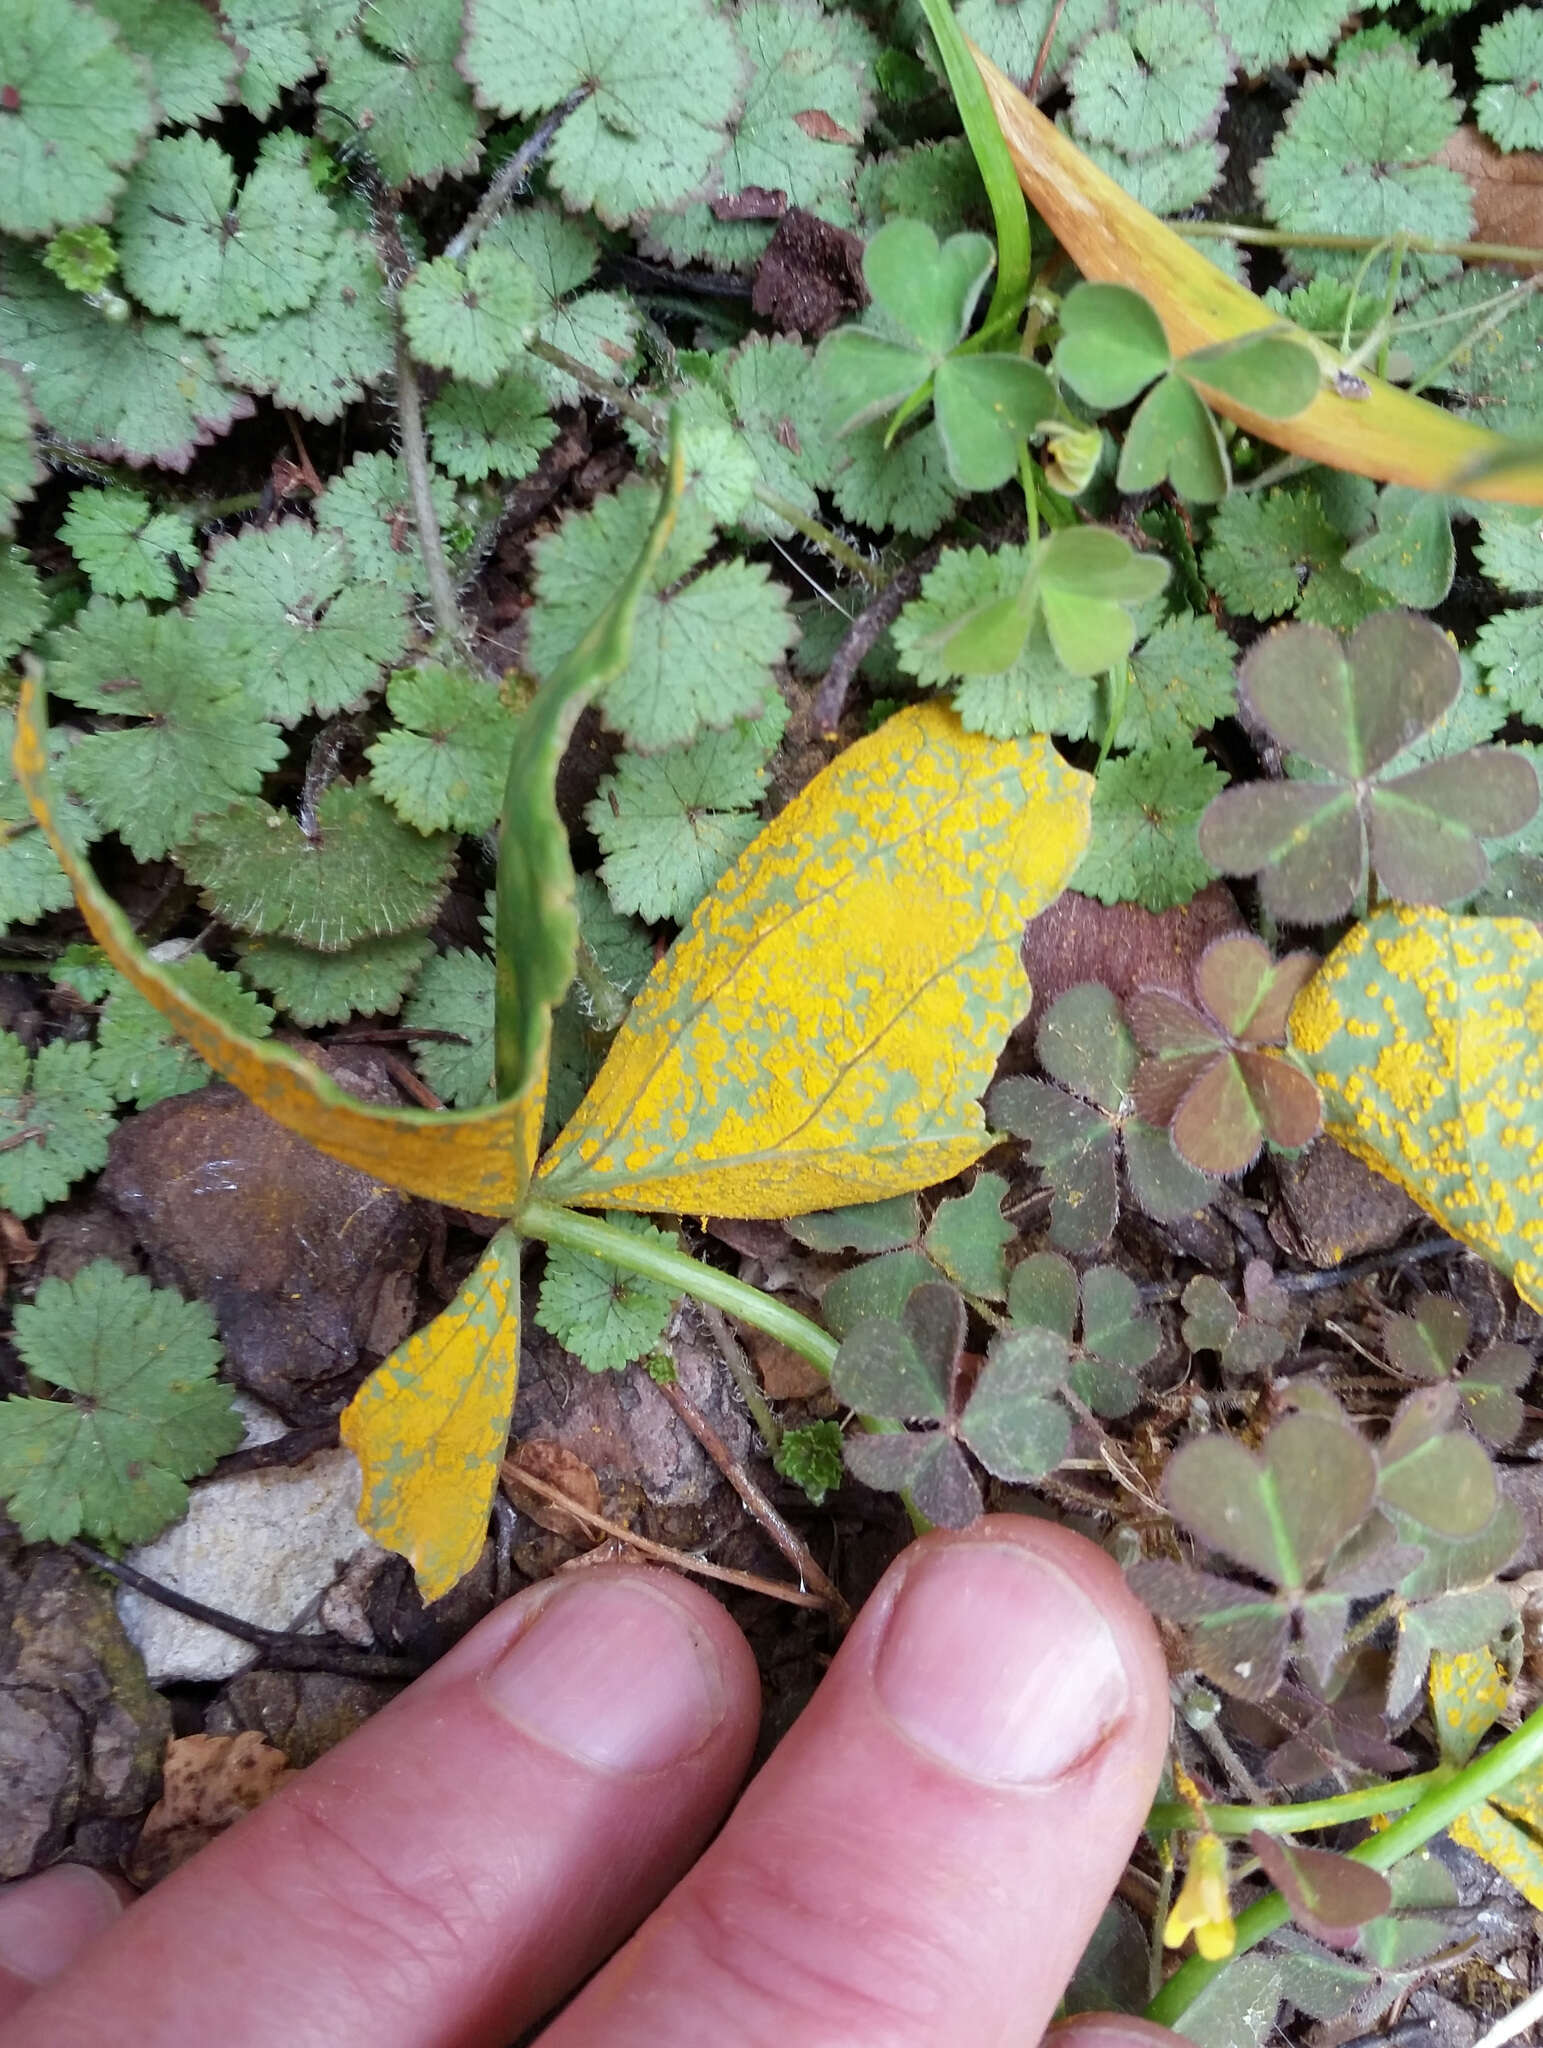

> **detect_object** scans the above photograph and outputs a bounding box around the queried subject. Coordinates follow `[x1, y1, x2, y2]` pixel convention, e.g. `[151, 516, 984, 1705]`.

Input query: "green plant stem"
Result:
[1146, 1766, 1450, 1841]
[1147, 1699, 1543, 2027]
[520, 1198, 840, 1373]
[1178, 222, 1543, 266]
[445, 87, 589, 261]
[752, 489, 883, 587]
[392, 335, 463, 647]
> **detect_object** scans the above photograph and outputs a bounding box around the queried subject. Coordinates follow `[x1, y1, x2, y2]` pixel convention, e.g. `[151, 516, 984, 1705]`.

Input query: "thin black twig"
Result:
[811, 540, 944, 735]
[444, 88, 591, 262]
[68, 1542, 426, 1681]
[212, 1419, 340, 1481]
[1272, 1235, 1461, 1294]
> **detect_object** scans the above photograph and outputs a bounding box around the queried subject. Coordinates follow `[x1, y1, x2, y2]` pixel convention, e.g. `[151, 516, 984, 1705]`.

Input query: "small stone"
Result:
[1271, 1140, 1425, 1267]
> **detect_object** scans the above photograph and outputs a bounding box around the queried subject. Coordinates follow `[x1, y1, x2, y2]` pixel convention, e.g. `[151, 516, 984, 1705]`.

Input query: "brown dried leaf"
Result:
[503, 1439, 604, 1541]
[1437, 127, 1543, 269]
[129, 1732, 294, 1886]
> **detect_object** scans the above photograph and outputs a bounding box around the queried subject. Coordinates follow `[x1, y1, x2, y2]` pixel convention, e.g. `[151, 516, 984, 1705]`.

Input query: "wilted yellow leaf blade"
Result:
[1450, 1799, 1543, 1911]
[537, 703, 1091, 1217]
[13, 670, 542, 1216]
[972, 46, 1543, 509]
[341, 1227, 522, 1601]
[1289, 908, 1543, 1310]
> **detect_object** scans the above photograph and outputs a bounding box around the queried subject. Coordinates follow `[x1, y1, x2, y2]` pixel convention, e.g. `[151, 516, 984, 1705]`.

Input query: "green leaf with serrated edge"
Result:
[1475, 607, 1543, 721]
[460, 0, 744, 226]
[1069, 2, 1231, 157]
[0, 0, 155, 241]
[1203, 487, 1389, 627]
[1342, 488, 1455, 609]
[400, 247, 536, 386]
[0, 714, 98, 930]
[821, 1249, 940, 1340]
[1165, 1410, 1377, 1592]
[0, 1033, 114, 1218]
[1289, 908, 1543, 1309]
[401, 947, 494, 1108]
[641, 0, 873, 270]
[93, 958, 274, 1109]
[1475, 510, 1543, 599]
[924, 1170, 1012, 1298]
[857, 137, 991, 239]
[0, 366, 40, 537]
[316, 450, 458, 596]
[46, 599, 284, 861]
[482, 208, 637, 409]
[94, 0, 239, 126]
[1081, 136, 1225, 216]
[213, 231, 394, 425]
[368, 664, 521, 836]
[525, 474, 795, 752]
[116, 134, 336, 337]
[318, 0, 481, 189]
[1053, 283, 1170, 410]
[960, 1326, 1072, 1479]
[0, 1261, 241, 1547]
[955, 0, 1111, 94]
[41, 223, 121, 293]
[1117, 614, 1238, 754]
[774, 1420, 845, 1507]
[237, 932, 431, 1031]
[0, 249, 253, 471]
[0, 550, 45, 665]
[1074, 741, 1225, 911]
[1117, 374, 1230, 503]
[179, 785, 455, 951]
[1476, 8, 1543, 151]
[831, 418, 961, 540]
[537, 705, 1092, 1217]
[199, 521, 411, 726]
[787, 1194, 920, 1254]
[220, 0, 353, 117]
[427, 370, 556, 484]
[14, 671, 541, 1218]
[341, 1225, 521, 1602]
[1256, 51, 1471, 294]
[1219, 0, 1347, 67]
[58, 489, 194, 603]
[495, 425, 686, 1101]
[536, 1213, 679, 1373]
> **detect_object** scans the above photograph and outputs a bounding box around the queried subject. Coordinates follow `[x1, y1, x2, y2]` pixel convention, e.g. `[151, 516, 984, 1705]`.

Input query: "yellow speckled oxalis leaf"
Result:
[971, 47, 1543, 508]
[1290, 908, 1543, 1309]
[342, 1227, 521, 1600]
[13, 669, 542, 1216]
[536, 703, 1091, 1217]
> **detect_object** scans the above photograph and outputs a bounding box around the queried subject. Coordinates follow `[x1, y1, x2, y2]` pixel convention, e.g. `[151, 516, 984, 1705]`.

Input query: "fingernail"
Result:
[873, 1541, 1129, 1785]
[0, 1865, 124, 1986]
[480, 1577, 727, 1774]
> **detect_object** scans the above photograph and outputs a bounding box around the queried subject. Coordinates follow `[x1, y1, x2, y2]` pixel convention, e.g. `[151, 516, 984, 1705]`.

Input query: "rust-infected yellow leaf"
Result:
[1448, 1799, 1543, 1911]
[12, 669, 542, 1216]
[340, 1226, 521, 1601]
[537, 703, 1091, 1217]
[1289, 908, 1543, 1310]
[1431, 1647, 1510, 1766]
[971, 46, 1543, 509]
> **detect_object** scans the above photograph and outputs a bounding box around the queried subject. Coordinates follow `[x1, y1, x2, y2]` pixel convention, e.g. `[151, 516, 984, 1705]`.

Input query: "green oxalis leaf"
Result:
[817, 218, 1056, 493]
[1200, 612, 1540, 923]
[0, 1259, 242, 1547]
[1382, 1294, 1531, 1449]
[989, 983, 1213, 1254]
[1007, 1250, 1159, 1418]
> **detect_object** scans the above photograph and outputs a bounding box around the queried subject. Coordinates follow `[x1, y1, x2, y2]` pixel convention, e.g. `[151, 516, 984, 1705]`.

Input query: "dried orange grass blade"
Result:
[971, 45, 1543, 508]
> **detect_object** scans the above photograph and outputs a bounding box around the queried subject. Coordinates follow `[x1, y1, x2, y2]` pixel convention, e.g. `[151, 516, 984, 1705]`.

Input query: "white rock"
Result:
[117, 1398, 385, 1684]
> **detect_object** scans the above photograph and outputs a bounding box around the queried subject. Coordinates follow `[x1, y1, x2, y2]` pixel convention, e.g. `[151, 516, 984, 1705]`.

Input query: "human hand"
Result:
[0, 1517, 1183, 2048]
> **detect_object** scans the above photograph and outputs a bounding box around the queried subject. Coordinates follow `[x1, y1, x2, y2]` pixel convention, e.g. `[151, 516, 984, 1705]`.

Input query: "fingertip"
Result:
[0, 1864, 126, 2020]
[1049, 2018, 1187, 2048]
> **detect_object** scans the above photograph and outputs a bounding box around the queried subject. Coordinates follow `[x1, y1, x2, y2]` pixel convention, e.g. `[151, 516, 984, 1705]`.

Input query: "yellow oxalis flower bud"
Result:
[1164, 1831, 1235, 1961]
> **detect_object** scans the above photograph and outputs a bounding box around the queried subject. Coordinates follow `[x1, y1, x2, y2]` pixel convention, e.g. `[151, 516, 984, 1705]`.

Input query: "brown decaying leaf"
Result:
[1437, 127, 1543, 268]
[128, 1732, 294, 1887]
[1019, 883, 1244, 1033]
[502, 1440, 603, 1541]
